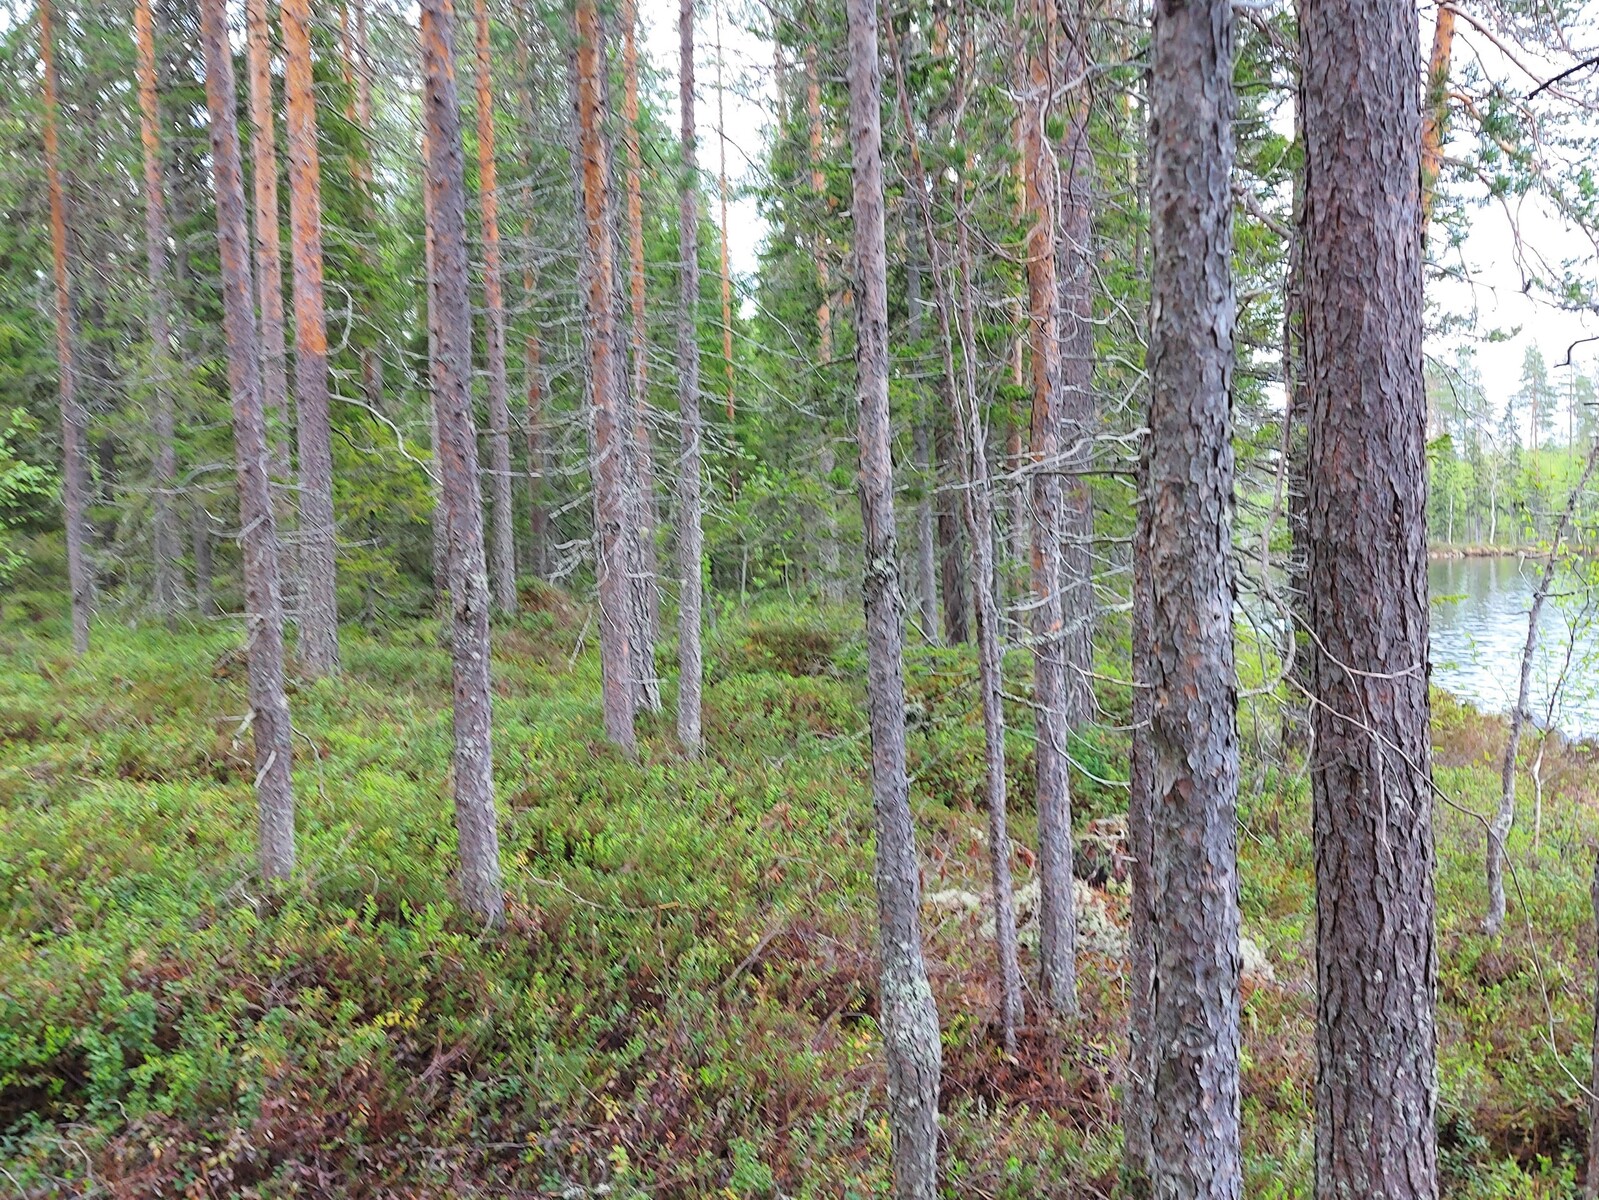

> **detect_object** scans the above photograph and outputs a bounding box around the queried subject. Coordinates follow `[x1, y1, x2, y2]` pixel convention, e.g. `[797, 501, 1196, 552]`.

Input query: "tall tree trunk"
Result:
[887, 18, 1023, 1050]
[934, 417, 968, 643]
[805, 44, 842, 603]
[714, 4, 738, 493]
[39, 0, 92, 654]
[572, 0, 637, 753]
[620, 0, 662, 642]
[282, 0, 341, 675]
[1588, 848, 1599, 1200]
[1487, 440, 1599, 932]
[676, 0, 705, 756]
[908, 255, 939, 642]
[1420, 6, 1456, 236]
[1018, 0, 1077, 1016]
[513, 3, 549, 580]
[1056, 0, 1096, 729]
[471, 0, 520, 614]
[134, 0, 181, 625]
[245, 0, 291, 482]
[1302, 0, 1438, 1187]
[1123, 456, 1156, 1191]
[192, 504, 215, 618]
[199, 0, 296, 882]
[1145, 0, 1243, 1184]
[845, 0, 942, 1191]
[421, 0, 507, 928]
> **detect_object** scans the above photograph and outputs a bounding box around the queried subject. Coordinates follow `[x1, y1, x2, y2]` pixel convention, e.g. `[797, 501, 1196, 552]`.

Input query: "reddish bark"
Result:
[282, 0, 342, 675]
[572, 0, 638, 752]
[471, 0, 519, 614]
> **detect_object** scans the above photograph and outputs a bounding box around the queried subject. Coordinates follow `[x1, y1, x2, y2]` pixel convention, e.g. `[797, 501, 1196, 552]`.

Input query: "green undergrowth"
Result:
[0, 596, 1595, 1196]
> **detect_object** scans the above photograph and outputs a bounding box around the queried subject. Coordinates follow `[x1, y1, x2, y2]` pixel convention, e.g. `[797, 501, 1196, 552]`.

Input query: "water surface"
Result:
[1429, 555, 1599, 737]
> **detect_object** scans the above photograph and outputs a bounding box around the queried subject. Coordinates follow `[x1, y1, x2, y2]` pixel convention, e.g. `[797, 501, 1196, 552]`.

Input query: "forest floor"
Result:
[2, 588, 1597, 1198]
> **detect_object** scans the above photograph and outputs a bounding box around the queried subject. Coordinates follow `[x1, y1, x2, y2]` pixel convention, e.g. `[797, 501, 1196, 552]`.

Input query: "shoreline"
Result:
[1427, 544, 1538, 560]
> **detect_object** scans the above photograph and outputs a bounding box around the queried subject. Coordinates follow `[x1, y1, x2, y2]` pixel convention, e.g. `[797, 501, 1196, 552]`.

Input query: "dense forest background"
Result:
[8, 0, 1599, 1194]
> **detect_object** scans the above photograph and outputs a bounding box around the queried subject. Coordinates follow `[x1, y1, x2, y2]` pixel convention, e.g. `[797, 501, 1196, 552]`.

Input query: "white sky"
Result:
[640, 0, 773, 281]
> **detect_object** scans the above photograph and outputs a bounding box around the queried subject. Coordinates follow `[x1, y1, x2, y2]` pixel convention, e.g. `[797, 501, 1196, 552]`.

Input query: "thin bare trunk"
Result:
[133, 0, 180, 624]
[676, 0, 705, 755]
[846, 0, 942, 1190]
[512, 3, 549, 580]
[283, 0, 341, 674]
[572, 0, 637, 752]
[1123, 458, 1156, 1190]
[888, 17, 1023, 1050]
[199, 0, 296, 881]
[1589, 849, 1599, 1200]
[40, 0, 92, 654]
[471, 0, 519, 614]
[1057, 0, 1095, 729]
[421, 0, 506, 928]
[1487, 440, 1599, 932]
[715, 3, 737, 492]
[1019, 0, 1077, 1015]
[935, 419, 968, 643]
[620, 0, 661, 642]
[806, 45, 841, 601]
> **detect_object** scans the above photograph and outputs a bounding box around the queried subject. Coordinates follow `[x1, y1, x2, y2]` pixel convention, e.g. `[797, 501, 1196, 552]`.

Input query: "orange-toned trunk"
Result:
[282, 0, 342, 674]
[574, 0, 638, 751]
[40, 0, 92, 653]
[1018, 0, 1077, 1015]
[134, 0, 181, 622]
[471, 0, 519, 613]
[1421, 6, 1457, 233]
[619, 0, 661, 645]
[805, 46, 832, 365]
[245, 0, 290, 475]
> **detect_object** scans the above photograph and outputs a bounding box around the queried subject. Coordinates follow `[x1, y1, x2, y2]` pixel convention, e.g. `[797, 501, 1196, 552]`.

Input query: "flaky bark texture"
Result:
[282, 0, 341, 675]
[572, 0, 637, 753]
[1302, 0, 1438, 1188]
[421, 0, 506, 928]
[676, 0, 705, 756]
[1123, 464, 1156, 1191]
[134, 0, 180, 624]
[1146, 0, 1243, 1186]
[471, 0, 519, 615]
[845, 0, 942, 1192]
[1018, 0, 1077, 1016]
[40, 0, 92, 654]
[199, 0, 296, 882]
[805, 44, 842, 603]
[245, 0, 291, 481]
[1056, 0, 1095, 729]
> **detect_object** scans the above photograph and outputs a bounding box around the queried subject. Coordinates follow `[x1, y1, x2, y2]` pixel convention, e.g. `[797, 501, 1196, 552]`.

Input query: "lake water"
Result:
[1430, 555, 1599, 737]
